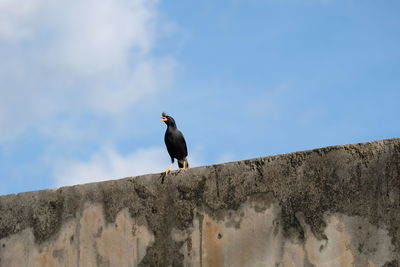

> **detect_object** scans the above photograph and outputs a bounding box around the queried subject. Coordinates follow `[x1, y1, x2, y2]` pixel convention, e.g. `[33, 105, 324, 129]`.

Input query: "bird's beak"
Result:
[161, 116, 168, 122]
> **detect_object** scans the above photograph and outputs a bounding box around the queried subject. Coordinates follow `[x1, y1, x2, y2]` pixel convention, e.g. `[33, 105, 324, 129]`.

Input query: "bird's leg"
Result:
[164, 163, 173, 175]
[183, 160, 188, 170]
[178, 160, 188, 173]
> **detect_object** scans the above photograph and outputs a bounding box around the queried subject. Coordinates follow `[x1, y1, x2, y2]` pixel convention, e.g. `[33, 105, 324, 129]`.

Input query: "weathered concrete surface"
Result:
[0, 138, 399, 266]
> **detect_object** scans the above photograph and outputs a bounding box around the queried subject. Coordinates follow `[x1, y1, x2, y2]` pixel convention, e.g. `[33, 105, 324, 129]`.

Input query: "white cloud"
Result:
[0, 0, 185, 191]
[54, 147, 167, 186]
[47, 0, 157, 74]
[0, 0, 42, 40]
[0, 0, 175, 140]
[53, 146, 204, 187]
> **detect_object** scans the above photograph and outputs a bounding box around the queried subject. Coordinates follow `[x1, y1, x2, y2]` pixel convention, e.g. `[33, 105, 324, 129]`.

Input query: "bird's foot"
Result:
[161, 164, 173, 184]
[177, 165, 188, 174]
[164, 163, 173, 176]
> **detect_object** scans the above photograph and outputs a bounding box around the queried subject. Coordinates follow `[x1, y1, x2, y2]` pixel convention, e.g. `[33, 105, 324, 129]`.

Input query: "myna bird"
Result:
[161, 112, 188, 175]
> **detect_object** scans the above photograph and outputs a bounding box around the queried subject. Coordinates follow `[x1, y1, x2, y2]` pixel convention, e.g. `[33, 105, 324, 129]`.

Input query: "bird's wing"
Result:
[175, 130, 188, 158]
[181, 132, 188, 157]
[165, 128, 188, 159]
[164, 134, 175, 159]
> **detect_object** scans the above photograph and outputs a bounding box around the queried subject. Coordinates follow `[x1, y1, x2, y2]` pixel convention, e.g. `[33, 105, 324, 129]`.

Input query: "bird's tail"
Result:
[178, 159, 189, 168]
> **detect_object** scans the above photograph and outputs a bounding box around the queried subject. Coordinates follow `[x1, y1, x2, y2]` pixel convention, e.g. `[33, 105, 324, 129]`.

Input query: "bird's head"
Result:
[161, 112, 176, 127]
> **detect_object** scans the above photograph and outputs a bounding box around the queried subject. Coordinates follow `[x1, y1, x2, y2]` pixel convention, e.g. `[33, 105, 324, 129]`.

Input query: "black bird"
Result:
[161, 112, 188, 175]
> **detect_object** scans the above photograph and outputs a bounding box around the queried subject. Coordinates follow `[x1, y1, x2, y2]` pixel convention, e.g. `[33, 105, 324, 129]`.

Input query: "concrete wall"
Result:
[0, 138, 399, 267]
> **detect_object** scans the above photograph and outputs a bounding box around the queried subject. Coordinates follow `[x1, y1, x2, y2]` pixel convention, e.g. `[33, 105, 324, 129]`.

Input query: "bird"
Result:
[161, 112, 188, 176]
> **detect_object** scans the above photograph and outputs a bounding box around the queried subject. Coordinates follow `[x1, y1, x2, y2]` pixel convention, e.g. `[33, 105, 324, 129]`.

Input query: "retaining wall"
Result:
[1, 138, 399, 266]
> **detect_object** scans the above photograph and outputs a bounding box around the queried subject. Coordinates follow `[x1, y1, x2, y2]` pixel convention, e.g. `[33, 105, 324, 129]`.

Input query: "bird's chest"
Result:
[164, 130, 180, 145]
[165, 131, 177, 143]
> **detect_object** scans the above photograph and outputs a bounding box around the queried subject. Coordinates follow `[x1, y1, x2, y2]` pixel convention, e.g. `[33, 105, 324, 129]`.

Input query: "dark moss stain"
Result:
[383, 259, 399, 267]
[52, 248, 64, 263]
[94, 226, 103, 238]
[96, 249, 110, 267]
[0, 138, 399, 265]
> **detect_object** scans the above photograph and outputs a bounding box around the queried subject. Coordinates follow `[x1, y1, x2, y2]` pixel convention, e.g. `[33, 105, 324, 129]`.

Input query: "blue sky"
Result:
[0, 0, 399, 195]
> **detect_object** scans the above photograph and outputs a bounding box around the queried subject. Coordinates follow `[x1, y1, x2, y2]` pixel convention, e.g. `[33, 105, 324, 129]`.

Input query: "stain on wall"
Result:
[0, 205, 153, 266]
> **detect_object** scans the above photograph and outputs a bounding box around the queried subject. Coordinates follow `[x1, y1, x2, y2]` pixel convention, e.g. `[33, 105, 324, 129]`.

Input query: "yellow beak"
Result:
[161, 116, 167, 122]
